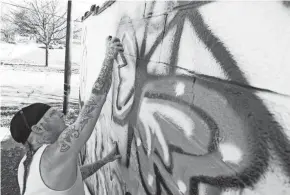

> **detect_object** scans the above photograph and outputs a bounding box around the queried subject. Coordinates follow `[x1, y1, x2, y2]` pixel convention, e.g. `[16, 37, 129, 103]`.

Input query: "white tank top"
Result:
[17, 144, 85, 195]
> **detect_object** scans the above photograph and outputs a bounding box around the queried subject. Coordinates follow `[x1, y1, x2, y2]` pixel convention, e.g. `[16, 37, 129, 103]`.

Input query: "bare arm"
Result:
[80, 142, 121, 180]
[80, 159, 108, 180]
[48, 37, 124, 162]
[57, 56, 113, 154]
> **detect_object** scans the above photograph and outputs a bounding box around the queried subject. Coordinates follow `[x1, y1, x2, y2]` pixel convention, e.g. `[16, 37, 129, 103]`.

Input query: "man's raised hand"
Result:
[105, 36, 124, 60]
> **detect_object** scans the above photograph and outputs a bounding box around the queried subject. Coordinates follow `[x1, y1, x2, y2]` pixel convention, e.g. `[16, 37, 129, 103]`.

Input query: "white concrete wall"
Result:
[80, 1, 290, 195]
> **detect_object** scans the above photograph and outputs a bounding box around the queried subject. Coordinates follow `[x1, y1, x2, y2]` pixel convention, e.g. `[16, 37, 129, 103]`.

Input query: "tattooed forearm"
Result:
[56, 38, 121, 154]
[78, 98, 100, 130]
[58, 94, 105, 153]
[58, 87, 106, 153]
[92, 58, 114, 95]
[58, 99, 100, 152]
[80, 159, 109, 180]
[80, 143, 119, 179]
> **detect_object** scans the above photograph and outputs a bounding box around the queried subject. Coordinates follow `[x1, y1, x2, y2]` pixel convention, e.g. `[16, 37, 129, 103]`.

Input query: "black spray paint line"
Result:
[187, 9, 269, 190]
[173, 1, 214, 12]
[167, 12, 185, 75]
[125, 124, 135, 168]
[134, 132, 177, 195]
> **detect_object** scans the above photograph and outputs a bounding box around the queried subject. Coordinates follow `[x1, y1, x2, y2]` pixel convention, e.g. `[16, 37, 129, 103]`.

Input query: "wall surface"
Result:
[79, 1, 290, 195]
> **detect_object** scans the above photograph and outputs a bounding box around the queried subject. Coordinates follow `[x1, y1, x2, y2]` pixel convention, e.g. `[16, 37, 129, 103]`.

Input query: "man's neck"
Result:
[30, 142, 43, 152]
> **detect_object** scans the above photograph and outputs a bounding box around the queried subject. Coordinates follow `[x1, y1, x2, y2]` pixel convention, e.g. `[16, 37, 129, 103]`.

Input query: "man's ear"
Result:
[31, 124, 45, 134]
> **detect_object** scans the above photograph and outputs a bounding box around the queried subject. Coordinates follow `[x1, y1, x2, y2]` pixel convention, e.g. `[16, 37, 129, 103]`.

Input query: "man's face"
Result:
[46, 108, 66, 132]
[38, 108, 67, 143]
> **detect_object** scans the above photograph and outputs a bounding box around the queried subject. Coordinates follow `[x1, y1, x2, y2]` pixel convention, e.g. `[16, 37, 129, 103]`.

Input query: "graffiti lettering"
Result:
[80, 1, 290, 195]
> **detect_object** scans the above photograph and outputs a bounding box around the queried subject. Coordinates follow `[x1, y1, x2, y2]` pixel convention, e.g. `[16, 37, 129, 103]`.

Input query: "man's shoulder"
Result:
[41, 144, 56, 166]
[40, 144, 79, 191]
[44, 141, 78, 165]
[42, 143, 77, 170]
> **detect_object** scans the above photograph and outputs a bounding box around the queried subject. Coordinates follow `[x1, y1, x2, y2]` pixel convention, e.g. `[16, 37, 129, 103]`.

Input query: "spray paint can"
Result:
[116, 52, 127, 68]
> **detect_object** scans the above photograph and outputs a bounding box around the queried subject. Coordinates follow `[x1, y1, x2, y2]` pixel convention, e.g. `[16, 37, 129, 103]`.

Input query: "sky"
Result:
[0, 0, 108, 22]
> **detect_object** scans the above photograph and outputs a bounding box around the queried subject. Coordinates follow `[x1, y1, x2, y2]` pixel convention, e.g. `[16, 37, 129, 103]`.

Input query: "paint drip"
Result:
[116, 52, 127, 68]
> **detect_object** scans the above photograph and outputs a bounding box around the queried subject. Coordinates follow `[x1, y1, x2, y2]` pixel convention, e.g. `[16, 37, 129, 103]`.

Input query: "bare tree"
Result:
[9, 0, 67, 66]
[0, 15, 16, 42]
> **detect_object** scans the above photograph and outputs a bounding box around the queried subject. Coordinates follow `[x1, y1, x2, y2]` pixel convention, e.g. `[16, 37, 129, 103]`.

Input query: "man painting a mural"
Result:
[2, 0, 290, 195]
[9, 36, 124, 195]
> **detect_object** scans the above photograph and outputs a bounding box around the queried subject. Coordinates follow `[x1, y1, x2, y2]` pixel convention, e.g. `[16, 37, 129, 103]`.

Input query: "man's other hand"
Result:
[106, 141, 121, 162]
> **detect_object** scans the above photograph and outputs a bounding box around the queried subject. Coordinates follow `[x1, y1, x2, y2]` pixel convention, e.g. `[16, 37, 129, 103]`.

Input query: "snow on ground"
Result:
[0, 42, 82, 67]
[1, 67, 80, 105]
[0, 40, 83, 141]
[0, 65, 80, 141]
[0, 42, 37, 59]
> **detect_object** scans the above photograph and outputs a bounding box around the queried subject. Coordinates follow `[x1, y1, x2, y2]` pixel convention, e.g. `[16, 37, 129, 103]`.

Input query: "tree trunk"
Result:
[45, 45, 49, 67]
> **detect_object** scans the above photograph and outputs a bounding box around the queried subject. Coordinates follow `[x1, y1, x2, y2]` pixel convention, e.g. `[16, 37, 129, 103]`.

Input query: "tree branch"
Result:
[9, 0, 66, 46]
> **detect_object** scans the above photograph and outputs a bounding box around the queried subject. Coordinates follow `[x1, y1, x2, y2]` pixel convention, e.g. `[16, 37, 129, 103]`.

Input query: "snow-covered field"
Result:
[0, 41, 82, 67]
[0, 41, 82, 141]
[1, 66, 80, 105]
[0, 65, 80, 141]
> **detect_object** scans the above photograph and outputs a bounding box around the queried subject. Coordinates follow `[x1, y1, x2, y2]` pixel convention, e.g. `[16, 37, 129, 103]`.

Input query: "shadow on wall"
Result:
[80, 1, 290, 195]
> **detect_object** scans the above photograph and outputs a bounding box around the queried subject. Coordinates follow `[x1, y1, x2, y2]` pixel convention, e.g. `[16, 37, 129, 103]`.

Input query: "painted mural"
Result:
[79, 1, 290, 195]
